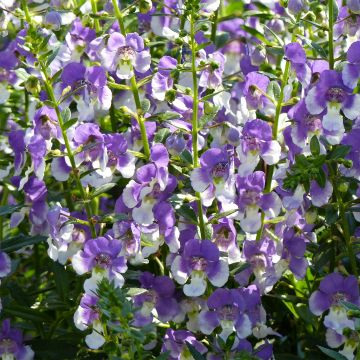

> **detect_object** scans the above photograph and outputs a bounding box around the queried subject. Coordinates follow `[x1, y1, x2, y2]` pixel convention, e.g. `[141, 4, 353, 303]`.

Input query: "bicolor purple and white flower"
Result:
[100, 32, 151, 79]
[122, 144, 176, 225]
[237, 119, 281, 176]
[73, 293, 105, 349]
[305, 70, 360, 143]
[72, 236, 127, 293]
[61, 62, 112, 121]
[235, 171, 282, 233]
[190, 147, 235, 207]
[171, 238, 229, 297]
[309, 273, 360, 335]
[161, 329, 207, 360]
[133, 272, 180, 326]
[0, 320, 34, 360]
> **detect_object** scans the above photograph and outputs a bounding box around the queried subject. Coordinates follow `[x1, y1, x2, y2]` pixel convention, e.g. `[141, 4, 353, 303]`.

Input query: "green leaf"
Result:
[310, 136, 320, 156]
[90, 183, 117, 198]
[141, 99, 151, 113]
[154, 128, 170, 143]
[61, 108, 71, 123]
[209, 209, 238, 223]
[126, 288, 148, 296]
[180, 150, 193, 164]
[63, 117, 77, 131]
[1, 235, 47, 253]
[177, 204, 197, 223]
[241, 25, 273, 46]
[198, 111, 218, 129]
[155, 352, 171, 360]
[315, 168, 326, 188]
[46, 47, 60, 67]
[4, 304, 51, 323]
[329, 145, 351, 160]
[318, 346, 347, 360]
[186, 342, 207, 360]
[51, 262, 69, 301]
[0, 204, 23, 216]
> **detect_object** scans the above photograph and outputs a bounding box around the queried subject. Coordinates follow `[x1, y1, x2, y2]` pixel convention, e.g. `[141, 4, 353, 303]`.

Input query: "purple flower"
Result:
[199, 288, 256, 340]
[122, 144, 176, 225]
[243, 72, 272, 111]
[237, 119, 281, 176]
[72, 236, 127, 291]
[171, 238, 229, 297]
[61, 62, 112, 121]
[133, 272, 180, 325]
[151, 55, 177, 101]
[288, 0, 308, 14]
[236, 237, 283, 293]
[285, 42, 311, 87]
[47, 204, 86, 264]
[104, 134, 135, 178]
[65, 18, 96, 58]
[342, 41, 360, 89]
[33, 106, 60, 141]
[74, 294, 105, 349]
[27, 134, 47, 180]
[0, 251, 11, 278]
[8, 130, 26, 176]
[347, 0, 360, 13]
[235, 171, 282, 233]
[190, 147, 235, 206]
[305, 70, 360, 143]
[282, 229, 308, 279]
[198, 51, 226, 89]
[161, 329, 207, 360]
[287, 99, 325, 149]
[72, 123, 107, 172]
[0, 320, 34, 360]
[212, 218, 241, 264]
[100, 32, 151, 79]
[309, 273, 360, 334]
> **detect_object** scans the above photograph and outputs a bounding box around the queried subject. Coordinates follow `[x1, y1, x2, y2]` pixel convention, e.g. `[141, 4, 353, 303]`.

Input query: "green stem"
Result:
[39, 61, 97, 238]
[211, 9, 219, 44]
[190, 10, 206, 240]
[330, 165, 358, 276]
[0, 185, 9, 243]
[256, 18, 301, 241]
[24, 89, 29, 124]
[21, 0, 32, 25]
[328, 0, 334, 70]
[91, 0, 101, 32]
[112, 0, 150, 160]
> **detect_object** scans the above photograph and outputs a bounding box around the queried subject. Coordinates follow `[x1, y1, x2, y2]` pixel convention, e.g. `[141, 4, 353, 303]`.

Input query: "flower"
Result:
[305, 70, 360, 143]
[72, 236, 127, 292]
[100, 32, 151, 79]
[171, 238, 229, 297]
[161, 329, 207, 360]
[0, 319, 34, 360]
[309, 273, 360, 334]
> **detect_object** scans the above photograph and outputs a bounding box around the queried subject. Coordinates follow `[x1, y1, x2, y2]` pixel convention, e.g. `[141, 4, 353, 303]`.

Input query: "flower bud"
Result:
[25, 76, 41, 95]
[139, 0, 152, 14]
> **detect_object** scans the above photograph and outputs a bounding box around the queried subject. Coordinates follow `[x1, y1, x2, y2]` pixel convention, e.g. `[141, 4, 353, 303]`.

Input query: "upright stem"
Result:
[328, 0, 334, 70]
[112, 0, 150, 160]
[0, 186, 9, 242]
[39, 61, 97, 238]
[91, 0, 101, 32]
[330, 166, 358, 276]
[190, 11, 206, 240]
[256, 18, 300, 240]
[211, 9, 219, 44]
